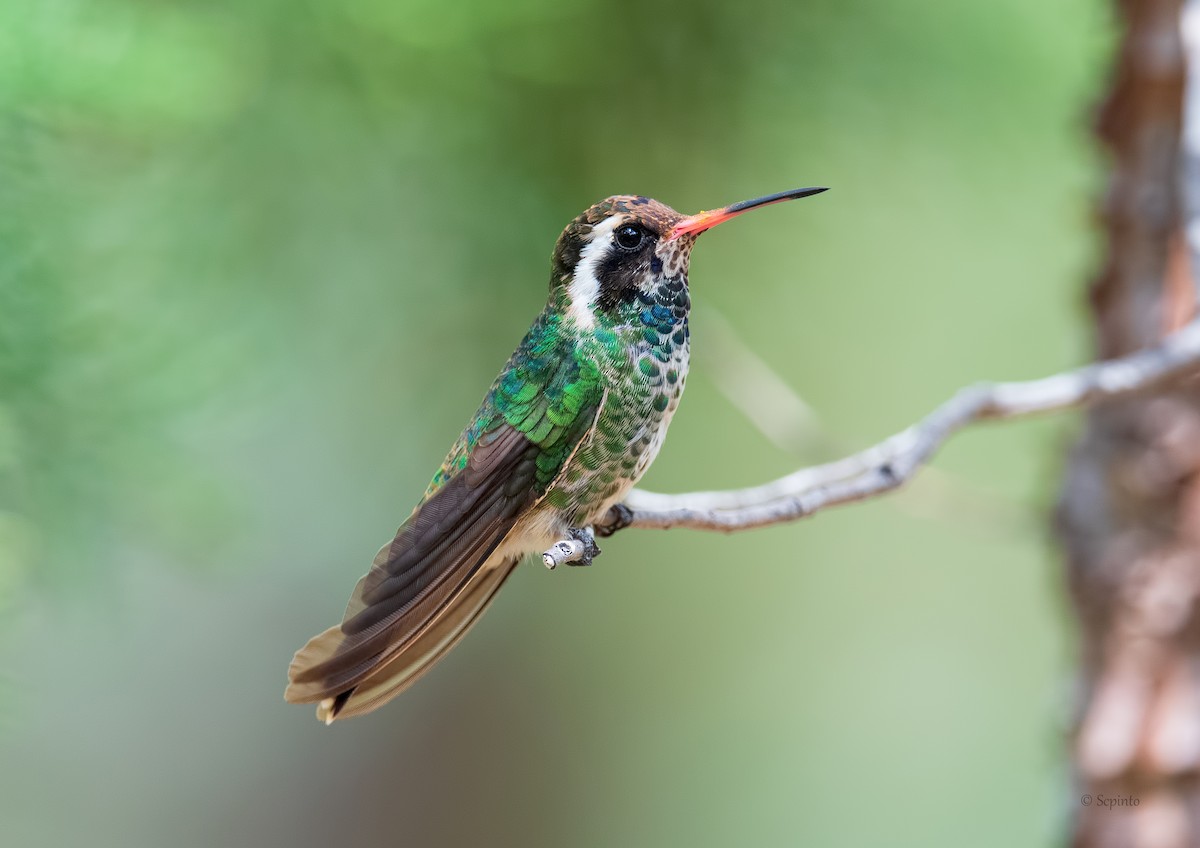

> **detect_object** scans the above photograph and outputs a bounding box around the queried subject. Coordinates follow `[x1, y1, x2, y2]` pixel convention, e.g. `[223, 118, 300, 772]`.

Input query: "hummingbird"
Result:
[285, 187, 827, 723]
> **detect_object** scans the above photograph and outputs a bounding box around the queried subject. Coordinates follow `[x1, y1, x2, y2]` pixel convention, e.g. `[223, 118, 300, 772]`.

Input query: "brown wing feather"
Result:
[284, 424, 538, 715]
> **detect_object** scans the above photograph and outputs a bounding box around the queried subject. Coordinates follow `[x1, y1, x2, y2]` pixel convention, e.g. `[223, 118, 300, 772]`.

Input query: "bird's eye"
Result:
[614, 224, 646, 251]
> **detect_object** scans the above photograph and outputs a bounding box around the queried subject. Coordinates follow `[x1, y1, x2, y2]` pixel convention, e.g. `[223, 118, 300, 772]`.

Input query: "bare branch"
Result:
[600, 319, 1200, 534]
[542, 538, 585, 569]
[541, 319, 1200, 567]
[700, 305, 1033, 533]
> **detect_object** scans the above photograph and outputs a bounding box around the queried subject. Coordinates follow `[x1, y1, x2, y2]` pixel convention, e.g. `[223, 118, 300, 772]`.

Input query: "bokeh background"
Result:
[1, 1, 1110, 846]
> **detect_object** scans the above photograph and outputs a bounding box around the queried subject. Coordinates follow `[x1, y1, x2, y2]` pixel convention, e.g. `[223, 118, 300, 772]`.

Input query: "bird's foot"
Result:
[542, 527, 601, 570]
[568, 527, 601, 566]
[594, 503, 634, 538]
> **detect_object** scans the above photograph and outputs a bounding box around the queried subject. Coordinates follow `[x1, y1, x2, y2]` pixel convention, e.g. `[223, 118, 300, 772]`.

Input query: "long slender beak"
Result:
[668, 186, 828, 240]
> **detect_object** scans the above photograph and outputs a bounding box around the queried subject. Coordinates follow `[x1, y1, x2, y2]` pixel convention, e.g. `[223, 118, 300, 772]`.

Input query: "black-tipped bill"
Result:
[669, 186, 828, 239]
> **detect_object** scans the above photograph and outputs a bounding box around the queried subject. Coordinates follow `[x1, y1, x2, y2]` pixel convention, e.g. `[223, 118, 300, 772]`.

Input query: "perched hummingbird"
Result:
[285, 187, 827, 723]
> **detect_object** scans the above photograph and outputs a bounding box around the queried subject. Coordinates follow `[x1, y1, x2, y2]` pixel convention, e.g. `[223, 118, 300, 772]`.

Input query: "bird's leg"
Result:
[541, 526, 602, 570]
[594, 503, 634, 538]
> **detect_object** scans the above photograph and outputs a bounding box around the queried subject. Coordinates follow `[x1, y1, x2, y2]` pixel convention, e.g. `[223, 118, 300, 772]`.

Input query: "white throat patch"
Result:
[567, 215, 623, 329]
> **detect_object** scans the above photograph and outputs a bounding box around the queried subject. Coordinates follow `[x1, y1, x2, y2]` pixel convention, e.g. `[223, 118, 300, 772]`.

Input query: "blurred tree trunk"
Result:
[1056, 1, 1200, 846]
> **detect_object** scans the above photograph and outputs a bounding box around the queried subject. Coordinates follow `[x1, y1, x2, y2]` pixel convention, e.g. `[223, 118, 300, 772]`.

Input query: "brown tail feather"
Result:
[285, 421, 547, 722]
[285, 554, 520, 723]
[286, 525, 507, 699]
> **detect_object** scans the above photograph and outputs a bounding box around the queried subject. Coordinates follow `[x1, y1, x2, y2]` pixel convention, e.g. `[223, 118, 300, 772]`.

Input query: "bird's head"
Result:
[550, 188, 827, 326]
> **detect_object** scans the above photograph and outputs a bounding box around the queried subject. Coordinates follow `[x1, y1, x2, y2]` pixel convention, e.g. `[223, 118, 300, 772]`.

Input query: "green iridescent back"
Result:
[420, 297, 603, 504]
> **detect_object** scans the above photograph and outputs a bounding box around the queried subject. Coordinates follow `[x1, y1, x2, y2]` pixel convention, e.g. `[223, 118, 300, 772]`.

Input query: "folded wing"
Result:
[286, 325, 603, 722]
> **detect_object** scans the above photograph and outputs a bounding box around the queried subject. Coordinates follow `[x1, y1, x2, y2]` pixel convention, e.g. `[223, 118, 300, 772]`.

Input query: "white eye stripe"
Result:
[567, 215, 623, 329]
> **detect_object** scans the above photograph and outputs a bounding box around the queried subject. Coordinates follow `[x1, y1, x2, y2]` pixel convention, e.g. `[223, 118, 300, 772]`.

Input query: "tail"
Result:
[286, 554, 520, 723]
[285, 420, 547, 722]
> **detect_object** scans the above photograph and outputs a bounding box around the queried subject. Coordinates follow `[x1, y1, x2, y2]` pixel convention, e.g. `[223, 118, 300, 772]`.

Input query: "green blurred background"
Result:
[0, 1, 1108, 846]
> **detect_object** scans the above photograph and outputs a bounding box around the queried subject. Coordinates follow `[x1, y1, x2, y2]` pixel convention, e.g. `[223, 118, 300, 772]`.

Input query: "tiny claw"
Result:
[595, 504, 634, 538]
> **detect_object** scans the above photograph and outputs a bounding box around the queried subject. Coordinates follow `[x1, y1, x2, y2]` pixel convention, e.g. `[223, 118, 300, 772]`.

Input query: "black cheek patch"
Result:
[650, 256, 663, 274]
[595, 246, 650, 311]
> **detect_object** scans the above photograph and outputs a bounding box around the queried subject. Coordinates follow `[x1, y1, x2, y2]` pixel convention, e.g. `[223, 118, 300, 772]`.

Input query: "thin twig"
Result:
[544, 319, 1200, 563]
[699, 305, 1034, 533]
[605, 319, 1200, 535]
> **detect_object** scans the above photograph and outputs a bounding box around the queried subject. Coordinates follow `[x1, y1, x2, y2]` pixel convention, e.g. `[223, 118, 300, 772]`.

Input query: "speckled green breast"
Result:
[548, 276, 691, 523]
